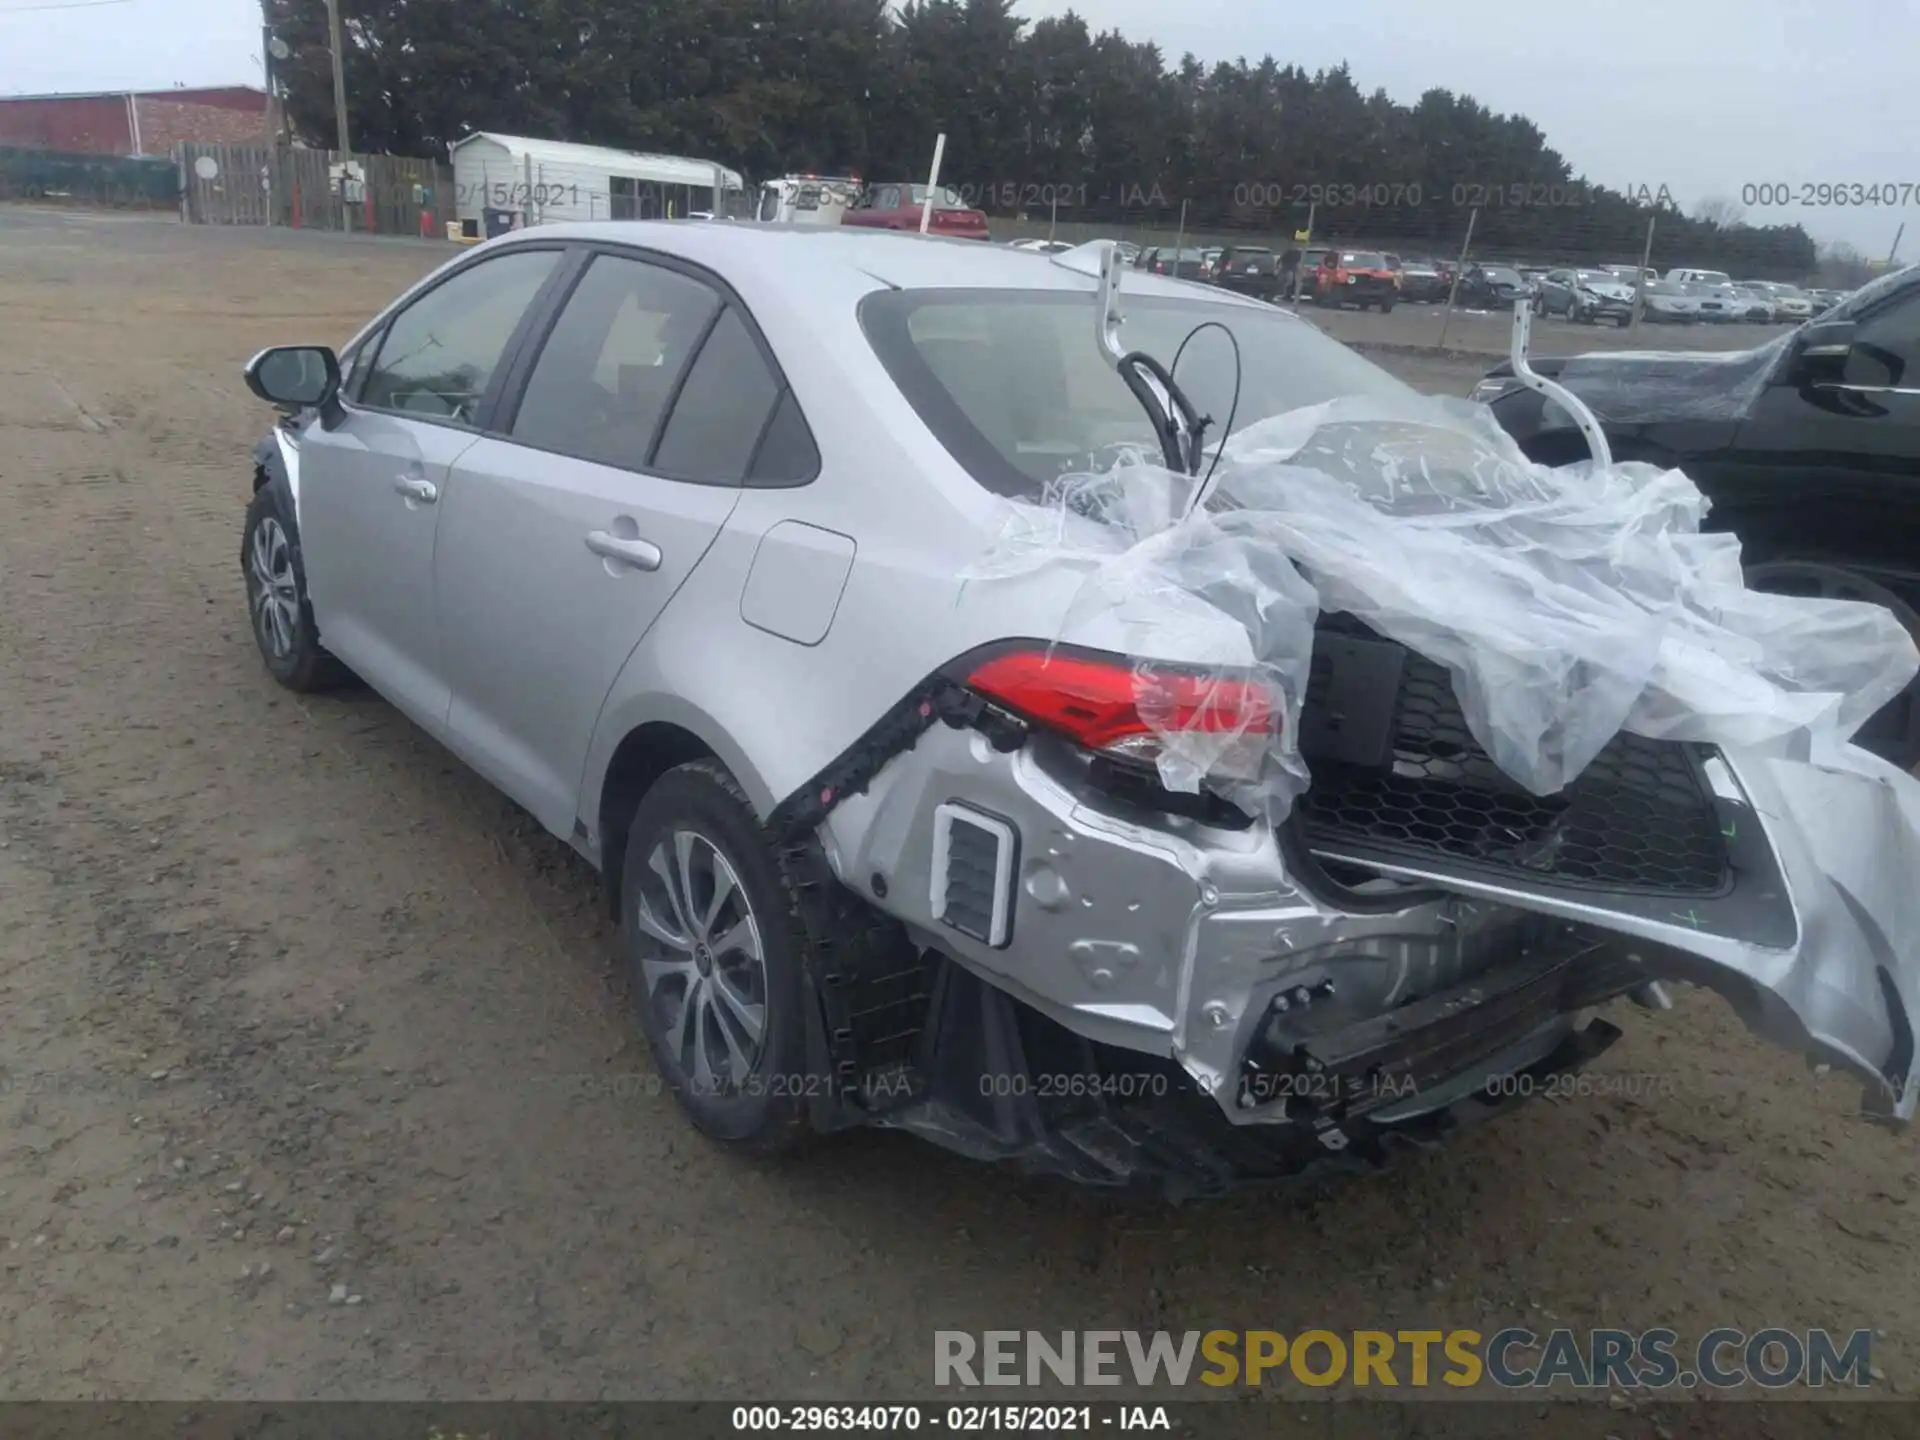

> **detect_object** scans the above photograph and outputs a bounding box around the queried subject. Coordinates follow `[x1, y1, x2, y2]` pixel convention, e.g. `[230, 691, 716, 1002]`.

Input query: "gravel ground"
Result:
[0, 208, 1913, 1427]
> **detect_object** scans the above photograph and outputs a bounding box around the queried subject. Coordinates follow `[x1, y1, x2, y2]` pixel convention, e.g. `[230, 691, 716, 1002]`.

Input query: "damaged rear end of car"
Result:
[703, 243, 1920, 1196]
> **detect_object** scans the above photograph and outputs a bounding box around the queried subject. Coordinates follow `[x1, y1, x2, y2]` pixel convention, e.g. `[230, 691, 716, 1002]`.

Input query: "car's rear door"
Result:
[432, 247, 787, 839]
[297, 244, 566, 733]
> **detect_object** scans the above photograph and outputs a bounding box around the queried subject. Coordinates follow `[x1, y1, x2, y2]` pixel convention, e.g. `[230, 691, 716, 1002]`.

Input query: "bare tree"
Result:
[1694, 195, 1747, 228]
[1814, 239, 1876, 288]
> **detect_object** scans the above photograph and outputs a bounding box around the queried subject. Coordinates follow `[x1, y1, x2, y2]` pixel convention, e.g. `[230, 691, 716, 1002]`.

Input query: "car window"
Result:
[651, 307, 782, 483]
[746, 391, 822, 486]
[862, 288, 1417, 497]
[359, 248, 560, 425]
[1844, 289, 1919, 389]
[510, 253, 721, 471]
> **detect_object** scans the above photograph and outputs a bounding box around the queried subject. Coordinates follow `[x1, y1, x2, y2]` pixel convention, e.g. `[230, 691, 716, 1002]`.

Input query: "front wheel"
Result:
[240, 482, 352, 692]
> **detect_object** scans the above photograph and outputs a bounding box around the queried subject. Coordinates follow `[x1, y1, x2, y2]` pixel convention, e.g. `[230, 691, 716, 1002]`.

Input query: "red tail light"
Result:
[965, 647, 1279, 769]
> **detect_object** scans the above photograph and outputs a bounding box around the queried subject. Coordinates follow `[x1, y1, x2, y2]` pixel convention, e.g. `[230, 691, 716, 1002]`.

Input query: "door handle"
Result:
[585, 530, 663, 572]
[393, 476, 438, 503]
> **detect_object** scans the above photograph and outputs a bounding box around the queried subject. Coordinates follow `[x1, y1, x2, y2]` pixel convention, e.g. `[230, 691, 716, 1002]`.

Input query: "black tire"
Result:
[1380, 299, 1395, 314]
[240, 480, 352, 692]
[620, 758, 832, 1153]
[1615, 315, 1632, 328]
[1745, 560, 1920, 771]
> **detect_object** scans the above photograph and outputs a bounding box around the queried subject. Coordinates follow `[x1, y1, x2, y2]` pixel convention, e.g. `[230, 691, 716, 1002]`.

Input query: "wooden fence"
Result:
[177, 143, 447, 237]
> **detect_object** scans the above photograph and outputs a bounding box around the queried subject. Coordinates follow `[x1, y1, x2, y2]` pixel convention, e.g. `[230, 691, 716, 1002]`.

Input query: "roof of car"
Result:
[481, 221, 1273, 306]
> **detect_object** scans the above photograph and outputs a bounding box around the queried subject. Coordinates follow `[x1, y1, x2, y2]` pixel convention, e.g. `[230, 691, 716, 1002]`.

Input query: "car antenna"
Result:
[1508, 298, 1612, 466]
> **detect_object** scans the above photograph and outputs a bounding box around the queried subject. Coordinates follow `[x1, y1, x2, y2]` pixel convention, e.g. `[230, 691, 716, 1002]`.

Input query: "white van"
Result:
[1667, 267, 1732, 286]
[755, 174, 861, 227]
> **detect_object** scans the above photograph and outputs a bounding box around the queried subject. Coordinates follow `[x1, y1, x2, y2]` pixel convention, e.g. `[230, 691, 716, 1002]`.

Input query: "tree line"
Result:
[269, 0, 1817, 275]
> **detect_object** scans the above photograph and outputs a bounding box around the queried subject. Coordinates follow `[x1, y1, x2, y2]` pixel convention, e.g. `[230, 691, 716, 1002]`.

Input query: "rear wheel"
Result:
[620, 759, 824, 1152]
[1745, 560, 1920, 771]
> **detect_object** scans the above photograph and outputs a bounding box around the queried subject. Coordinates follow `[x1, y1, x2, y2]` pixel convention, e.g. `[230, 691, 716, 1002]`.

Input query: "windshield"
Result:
[860, 288, 1418, 497]
[909, 185, 969, 210]
[1647, 281, 1685, 296]
[1482, 266, 1522, 283]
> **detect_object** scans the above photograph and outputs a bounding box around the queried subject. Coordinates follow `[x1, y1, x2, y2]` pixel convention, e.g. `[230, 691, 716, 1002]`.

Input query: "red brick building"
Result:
[0, 86, 268, 157]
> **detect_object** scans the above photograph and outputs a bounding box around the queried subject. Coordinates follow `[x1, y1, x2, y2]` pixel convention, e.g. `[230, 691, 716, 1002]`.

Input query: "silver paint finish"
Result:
[277, 221, 1920, 1131]
[738, 520, 857, 646]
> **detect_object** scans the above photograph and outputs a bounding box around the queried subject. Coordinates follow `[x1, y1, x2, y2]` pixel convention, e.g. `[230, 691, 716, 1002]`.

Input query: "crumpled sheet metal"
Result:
[960, 392, 1919, 817]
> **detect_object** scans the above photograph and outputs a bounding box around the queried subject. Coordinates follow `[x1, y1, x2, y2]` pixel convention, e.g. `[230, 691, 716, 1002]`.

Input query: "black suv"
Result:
[1475, 262, 1920, 765]
[1212, 244, 1280, 300]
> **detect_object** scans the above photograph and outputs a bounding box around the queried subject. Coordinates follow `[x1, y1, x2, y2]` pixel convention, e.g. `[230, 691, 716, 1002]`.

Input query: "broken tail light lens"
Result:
[965, 646, 1281, 777]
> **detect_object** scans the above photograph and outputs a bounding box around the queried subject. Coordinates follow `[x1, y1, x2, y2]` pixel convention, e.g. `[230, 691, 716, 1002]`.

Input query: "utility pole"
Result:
[324, 0, 350, 155]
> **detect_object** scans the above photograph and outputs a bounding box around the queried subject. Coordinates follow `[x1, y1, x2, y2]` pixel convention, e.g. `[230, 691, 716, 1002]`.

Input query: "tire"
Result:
[1615, 315, 1631, 328]
[1380, 299, 1395, 314]
[1745, 561, 1920, 772]
[619, 758, 830, 1153]
[240, 480, 352, 692]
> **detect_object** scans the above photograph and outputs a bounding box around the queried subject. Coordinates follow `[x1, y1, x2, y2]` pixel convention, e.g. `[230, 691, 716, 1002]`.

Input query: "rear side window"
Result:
[511, 254, 721, 470]
[652, 307, 781, 483]
[360, 248, 560, 425]
[746, 391, 821, 486]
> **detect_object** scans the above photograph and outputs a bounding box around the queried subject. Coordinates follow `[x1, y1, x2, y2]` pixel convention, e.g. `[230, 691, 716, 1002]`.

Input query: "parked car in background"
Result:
[1703, 284, 1770, 324]
[1667, 267, 1734, 287]
[1397, 258, 1449, 303]
[1731, 283, 1780, 323]
[1110, 240, 1141, 265]
[1604, 264, 1659, 286]
[842, 182, 991, 240]
[1473, 261, 1920, 767]
[1455, 263, 1529, 310]
[1534, 268, 1636, 326]
[1639, 279, 1701, 323]
[1212, 244, 1282, 300]
[1143, 246, 1209, 280]
[1315, 248, 1399, 310]
[1199, 247, 1224, 281]
[1752, 282, 1816, 322]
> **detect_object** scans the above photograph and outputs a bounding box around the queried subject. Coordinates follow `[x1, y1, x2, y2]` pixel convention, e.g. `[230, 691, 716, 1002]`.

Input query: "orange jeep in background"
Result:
[1315, 248, 1400, 311]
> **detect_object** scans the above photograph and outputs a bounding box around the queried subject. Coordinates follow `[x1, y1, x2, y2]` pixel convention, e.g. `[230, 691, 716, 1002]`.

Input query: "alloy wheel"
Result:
[248, 515, 300, 659]
[633, 829, 769, 1094]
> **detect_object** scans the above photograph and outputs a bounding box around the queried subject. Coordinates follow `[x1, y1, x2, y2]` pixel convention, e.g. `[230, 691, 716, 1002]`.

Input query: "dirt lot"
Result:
[0, 207, 1914, 1421]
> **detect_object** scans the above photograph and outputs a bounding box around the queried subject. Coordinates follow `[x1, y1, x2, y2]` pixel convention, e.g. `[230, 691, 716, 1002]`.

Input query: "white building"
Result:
[448, 132, 746, 227]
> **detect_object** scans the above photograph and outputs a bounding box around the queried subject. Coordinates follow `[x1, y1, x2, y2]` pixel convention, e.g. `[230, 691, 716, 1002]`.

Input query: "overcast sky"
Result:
[1, 0, 1913, 254]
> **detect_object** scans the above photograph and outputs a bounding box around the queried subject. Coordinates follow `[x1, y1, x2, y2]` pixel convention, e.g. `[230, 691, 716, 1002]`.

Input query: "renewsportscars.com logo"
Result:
[934, 1329, 1875, 1391]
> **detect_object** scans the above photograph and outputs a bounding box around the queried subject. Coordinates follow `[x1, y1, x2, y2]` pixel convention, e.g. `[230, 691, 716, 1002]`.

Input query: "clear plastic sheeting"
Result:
[1548, 336, 1790, 425]
[961, 451, 1322, 822]
[962, 392, 1919, 813]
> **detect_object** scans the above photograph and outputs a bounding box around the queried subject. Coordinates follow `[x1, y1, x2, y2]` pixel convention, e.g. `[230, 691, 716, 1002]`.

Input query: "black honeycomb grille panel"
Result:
[1296, 618, 1731, 896]
[940, 818, 1002, 943]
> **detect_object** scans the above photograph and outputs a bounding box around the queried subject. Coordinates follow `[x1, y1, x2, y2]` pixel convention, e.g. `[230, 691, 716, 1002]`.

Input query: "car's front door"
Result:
[1718, 284, 1920, 574]
[298, 246, 565, 732]
[433, 249, 789, 839]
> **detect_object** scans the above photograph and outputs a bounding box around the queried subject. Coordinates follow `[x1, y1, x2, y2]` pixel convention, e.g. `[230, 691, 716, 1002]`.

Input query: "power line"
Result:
[0, 0, 135, 13]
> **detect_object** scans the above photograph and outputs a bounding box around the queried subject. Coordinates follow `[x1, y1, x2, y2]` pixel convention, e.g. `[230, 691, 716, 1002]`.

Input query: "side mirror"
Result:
[1786, 320, 1856, 385]
[244, 345, 340, 410]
